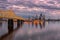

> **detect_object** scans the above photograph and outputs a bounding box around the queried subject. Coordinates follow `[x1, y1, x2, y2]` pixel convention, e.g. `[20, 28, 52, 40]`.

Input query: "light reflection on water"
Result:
[1, 21, 60, 40]
[14, 21, 60, 40]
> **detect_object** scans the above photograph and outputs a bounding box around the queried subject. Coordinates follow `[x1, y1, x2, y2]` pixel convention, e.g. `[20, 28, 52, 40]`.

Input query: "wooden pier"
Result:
[0, 9, 25, 37]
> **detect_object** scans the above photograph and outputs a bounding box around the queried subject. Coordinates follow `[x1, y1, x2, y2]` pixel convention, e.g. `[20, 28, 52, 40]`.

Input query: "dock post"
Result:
[17, 20, 20, 28]
[8, 19, 14, 33]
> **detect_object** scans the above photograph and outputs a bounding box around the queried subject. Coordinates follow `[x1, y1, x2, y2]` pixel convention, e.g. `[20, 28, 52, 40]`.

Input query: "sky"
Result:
[0, 0, 60, 19]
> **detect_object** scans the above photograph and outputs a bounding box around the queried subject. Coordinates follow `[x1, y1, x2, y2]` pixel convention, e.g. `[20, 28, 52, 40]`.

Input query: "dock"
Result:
[0, 9, 25, 38]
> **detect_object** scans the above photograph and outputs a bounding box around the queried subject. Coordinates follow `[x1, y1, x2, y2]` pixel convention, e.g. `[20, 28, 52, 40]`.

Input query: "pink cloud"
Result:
[1, 0, 60, 17]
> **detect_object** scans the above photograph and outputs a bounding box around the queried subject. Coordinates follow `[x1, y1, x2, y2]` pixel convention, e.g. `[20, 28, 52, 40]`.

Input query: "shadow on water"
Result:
[35, 23, 38, 28]
[1, 21, 60, 40]
[8, 22, 24, 34]
[0, 21, 24, 40]
[19, 21, 24, 28]
[39, 22, 45, 29]
[32, 21, 34, 27]
[31, 21, 45, 29]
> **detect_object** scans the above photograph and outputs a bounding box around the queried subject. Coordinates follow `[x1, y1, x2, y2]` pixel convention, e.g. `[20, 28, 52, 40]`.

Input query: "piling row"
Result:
[0, 10, 25, 37]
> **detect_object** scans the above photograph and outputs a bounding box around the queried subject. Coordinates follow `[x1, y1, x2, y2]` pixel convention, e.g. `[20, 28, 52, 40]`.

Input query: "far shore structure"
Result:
[0, 9, 25, 37]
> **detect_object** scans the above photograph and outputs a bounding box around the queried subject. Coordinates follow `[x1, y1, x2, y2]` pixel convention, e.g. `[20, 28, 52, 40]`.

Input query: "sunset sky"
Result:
[0, 0, 60, 19]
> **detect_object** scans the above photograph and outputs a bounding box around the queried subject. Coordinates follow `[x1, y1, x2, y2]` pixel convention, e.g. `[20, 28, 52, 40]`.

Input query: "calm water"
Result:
[1, 21, 60, 40]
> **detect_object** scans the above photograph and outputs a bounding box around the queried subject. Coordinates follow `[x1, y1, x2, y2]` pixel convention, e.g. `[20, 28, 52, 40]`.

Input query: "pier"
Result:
[1, 10, 60, 40]
[0, 9, 25, 38]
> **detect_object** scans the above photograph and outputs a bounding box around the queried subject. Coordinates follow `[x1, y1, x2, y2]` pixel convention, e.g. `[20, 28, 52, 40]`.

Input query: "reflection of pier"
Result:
[0, 10, 25, 38]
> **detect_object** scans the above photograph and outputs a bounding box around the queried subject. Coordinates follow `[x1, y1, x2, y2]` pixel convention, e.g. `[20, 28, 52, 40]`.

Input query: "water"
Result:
[1, 21, 60, 40]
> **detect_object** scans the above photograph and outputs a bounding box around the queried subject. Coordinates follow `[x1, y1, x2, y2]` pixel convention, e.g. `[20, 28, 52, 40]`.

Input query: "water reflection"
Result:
[2, 21, 60, 40]
[39, 23, 43, 29]
[20, 21, 24, 28]
[35, 23, 38, 28]
[27, 21, 45, 29]
[32, 21, 34, 27]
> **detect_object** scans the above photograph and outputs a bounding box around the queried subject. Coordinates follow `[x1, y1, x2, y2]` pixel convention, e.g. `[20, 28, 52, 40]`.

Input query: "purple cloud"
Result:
[0, 0, 60, 19]
[0, 0, 60, 10]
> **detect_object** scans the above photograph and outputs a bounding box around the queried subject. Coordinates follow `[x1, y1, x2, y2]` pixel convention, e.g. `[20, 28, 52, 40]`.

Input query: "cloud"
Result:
[0, 0, 60, 10]
[47, 1, 55, 4]
[0, 0, 7, 2]
[8, 0, 60, 10]
[0, 0, 60, 19]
